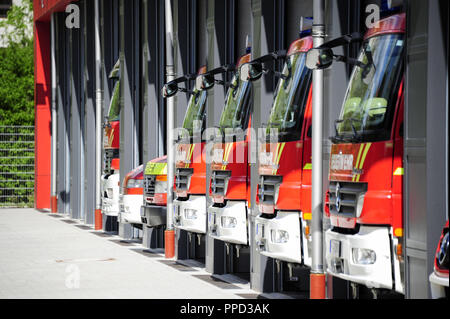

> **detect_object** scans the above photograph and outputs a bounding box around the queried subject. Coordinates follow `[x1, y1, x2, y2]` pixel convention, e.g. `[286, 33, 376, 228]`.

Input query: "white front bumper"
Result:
[254, 211, 310, 265]
[325, 226, 396, 291]
[101, 173, 120, 216]
[429, 272, 449, 299]
[119, 194, 143, 225]
[208, 201, 248, 245]
[174, 196, 206, 234]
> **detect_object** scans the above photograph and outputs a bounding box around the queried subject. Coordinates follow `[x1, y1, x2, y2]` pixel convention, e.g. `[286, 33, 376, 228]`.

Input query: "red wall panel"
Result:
[34, 21, 51, 209]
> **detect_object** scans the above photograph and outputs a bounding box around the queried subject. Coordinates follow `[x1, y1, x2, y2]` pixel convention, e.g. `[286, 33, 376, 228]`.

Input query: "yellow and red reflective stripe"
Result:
[355, 143, 372, 182]
[352, 144, 365, 182]
[273, 142, 286, 175]
[222, 143, 232, 170]
[185, 144, 195, 168]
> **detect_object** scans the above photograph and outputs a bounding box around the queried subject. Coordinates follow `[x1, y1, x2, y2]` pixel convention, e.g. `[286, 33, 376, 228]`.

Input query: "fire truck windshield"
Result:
[181, 89, 207, 138]
[108, 80, 121, 122]
[335, 33, 404, 143]
[266, 52, 311, 142]
[218, 71, 252, 133]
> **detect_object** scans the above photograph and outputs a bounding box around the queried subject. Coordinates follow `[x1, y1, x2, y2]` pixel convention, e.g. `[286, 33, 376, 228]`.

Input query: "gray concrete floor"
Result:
[0, 208, 257, 299]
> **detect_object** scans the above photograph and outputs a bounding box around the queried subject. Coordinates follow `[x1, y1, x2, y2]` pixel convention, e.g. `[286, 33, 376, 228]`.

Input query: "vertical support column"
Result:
[310, 0, 326, 299]
[117, 0, 141, 235]
[94, 0, 103, 229]
[164, 0, 176, 258]
[84, 0, 97, 225]
[204, 0, 226, 275]
[50, 14, 58, 213]
[404, 0, 448, 299]
[249, 0, 277, 294]
[34, 21, 52, 210]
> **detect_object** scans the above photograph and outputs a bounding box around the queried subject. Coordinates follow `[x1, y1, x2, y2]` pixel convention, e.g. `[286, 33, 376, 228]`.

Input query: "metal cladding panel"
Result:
[34, 21, 52, 209]
[236, 0, 252, 58]
[83, 0, 96, 225]
[249, 0, 278, 294]
[119, 0, 140, 184]
[405, 0, 449, 299]
[143, 0, 165, 163]
[174, 0, 191, 129]
[284, 0, 313, 45]
[56, 13, 71, 214]
[69, 8, 84, 219]
[205, 0, 235, 275]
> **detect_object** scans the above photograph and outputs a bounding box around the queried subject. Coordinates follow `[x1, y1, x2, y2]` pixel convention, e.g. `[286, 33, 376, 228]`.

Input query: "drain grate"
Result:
[75, 225, 93, 230]
[89, 231, 114, 237]
[192, 275, 241, 289]
[109, 239, 137, 246]
[158, 259, 197, 272]
[130, 248, 162, 258]
[61, 219, 78, 224]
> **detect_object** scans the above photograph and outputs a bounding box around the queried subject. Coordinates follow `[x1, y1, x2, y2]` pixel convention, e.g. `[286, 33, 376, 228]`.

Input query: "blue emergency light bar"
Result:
[299, 17, 313, 38]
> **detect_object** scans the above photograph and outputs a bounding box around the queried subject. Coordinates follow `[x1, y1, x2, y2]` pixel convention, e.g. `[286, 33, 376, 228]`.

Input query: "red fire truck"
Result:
[242, 36, 315, 267]
[173, 66, 209, 235]
[101, 59, 121, 218]
[316, 13, 406, 297]
[119, 164, 144, 227]
[141, 67, 207, 229]
[429, 220, 449, 298]
[203, 53, 253, 248]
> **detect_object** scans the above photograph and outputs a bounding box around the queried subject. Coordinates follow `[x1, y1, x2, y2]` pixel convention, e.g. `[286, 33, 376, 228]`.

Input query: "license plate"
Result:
[330, 239, 341, 258]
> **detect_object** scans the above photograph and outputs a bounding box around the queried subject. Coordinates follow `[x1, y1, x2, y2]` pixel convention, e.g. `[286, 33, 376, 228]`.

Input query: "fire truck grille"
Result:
[144, 175, 156, 197]
[328, 181, 368, 217]
[210, 170, 231, 196]
[175, 168, 193, 191]
[258, 175, 283, 204]
[104, 149, 119, 174]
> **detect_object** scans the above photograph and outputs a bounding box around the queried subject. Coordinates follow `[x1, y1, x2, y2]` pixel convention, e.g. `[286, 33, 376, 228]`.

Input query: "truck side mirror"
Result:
[109, 59, 121, 79]
[240, 62, 263, 82]
[161, 82, 178, 98]
[196, 74, 215, 91]
[306, 47, 334, 70]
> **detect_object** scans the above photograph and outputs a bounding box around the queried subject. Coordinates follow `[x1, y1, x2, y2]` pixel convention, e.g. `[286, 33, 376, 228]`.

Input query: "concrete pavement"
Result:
[0, 209, 257, 299]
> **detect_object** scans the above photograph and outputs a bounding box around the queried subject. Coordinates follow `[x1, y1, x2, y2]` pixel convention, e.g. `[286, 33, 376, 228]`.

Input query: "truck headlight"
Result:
[221, 216, 237, 228]
[184, 208, 198, 220]
[356, 193, 365, 218]
[155, 180, 167, 194]
[271, 229, 289, 243]
[127, 179, 144, 188]
[352, 248, 376, 264]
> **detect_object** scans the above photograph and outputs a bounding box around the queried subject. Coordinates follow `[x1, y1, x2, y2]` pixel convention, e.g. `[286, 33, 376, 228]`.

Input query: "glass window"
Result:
[218, 71, 252, 132]
[181, 89, 207, 138]
[336, 34, 405, 142]
[107, 80, 120, 121]
[266, 52, 311, 141]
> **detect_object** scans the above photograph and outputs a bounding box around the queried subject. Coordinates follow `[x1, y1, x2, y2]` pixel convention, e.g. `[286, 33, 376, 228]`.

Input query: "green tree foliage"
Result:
[0, 0, 34, 126]
[0, 1, 34, 207]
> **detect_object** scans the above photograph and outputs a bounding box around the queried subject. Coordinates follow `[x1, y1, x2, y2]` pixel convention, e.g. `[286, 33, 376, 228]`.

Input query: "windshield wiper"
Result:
[361, 43, 376, 80]
[333, 118, 364, 143]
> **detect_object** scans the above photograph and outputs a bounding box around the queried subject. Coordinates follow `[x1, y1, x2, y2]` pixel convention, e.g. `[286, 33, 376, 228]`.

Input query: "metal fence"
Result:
[0, 126, 35, 208]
